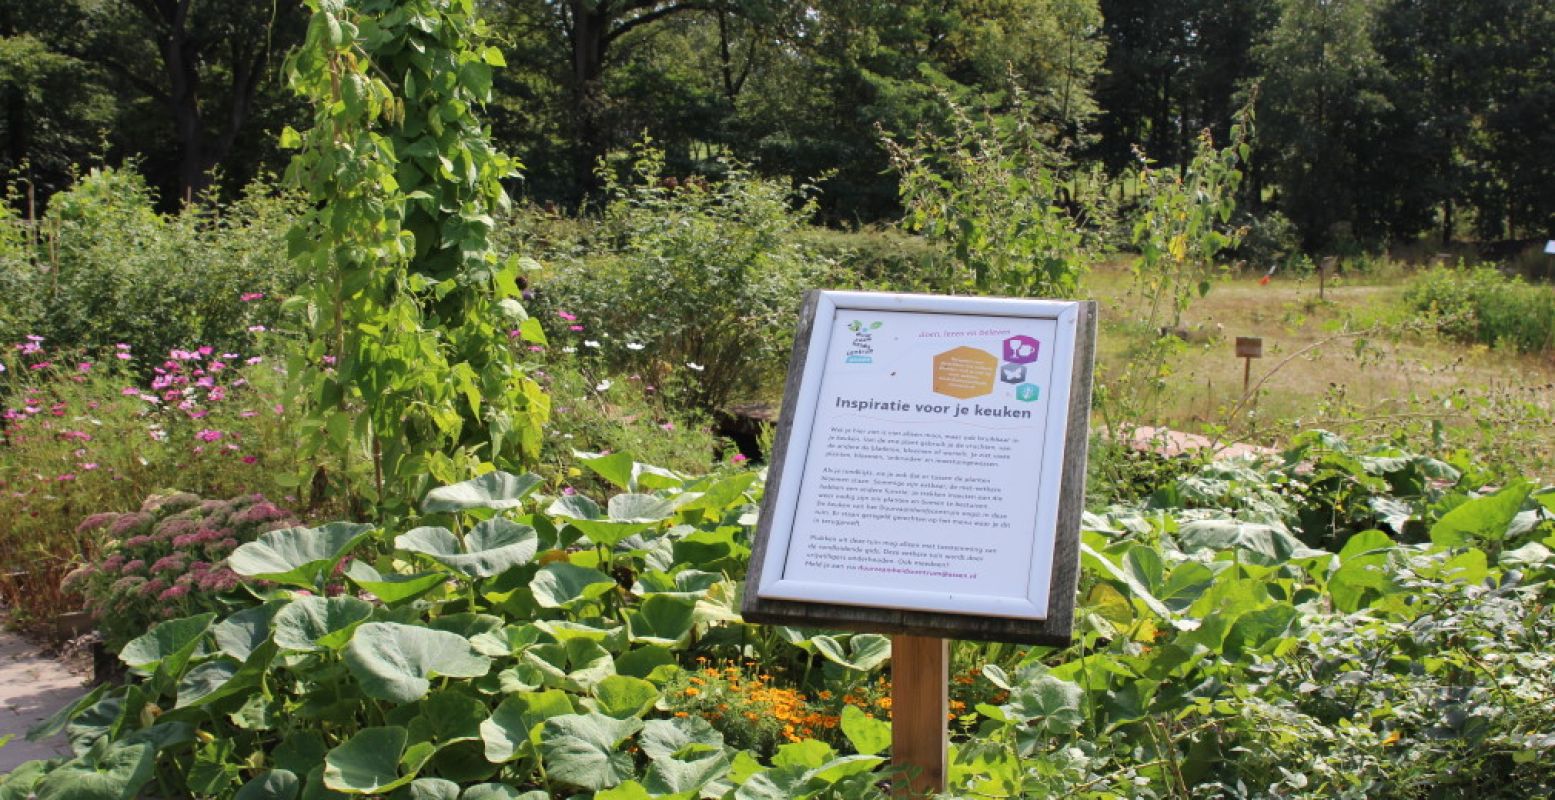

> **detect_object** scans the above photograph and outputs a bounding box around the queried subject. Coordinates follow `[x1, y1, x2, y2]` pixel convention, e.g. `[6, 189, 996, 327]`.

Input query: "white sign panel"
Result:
[750, 291, 1090, 625]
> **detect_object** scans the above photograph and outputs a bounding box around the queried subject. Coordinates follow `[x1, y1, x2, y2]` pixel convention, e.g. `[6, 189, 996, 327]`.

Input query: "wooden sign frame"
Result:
[743, 291, 1096, 646]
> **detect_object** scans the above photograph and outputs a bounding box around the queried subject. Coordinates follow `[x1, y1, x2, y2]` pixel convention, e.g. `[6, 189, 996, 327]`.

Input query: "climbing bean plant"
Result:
[281, 0, 547, 515]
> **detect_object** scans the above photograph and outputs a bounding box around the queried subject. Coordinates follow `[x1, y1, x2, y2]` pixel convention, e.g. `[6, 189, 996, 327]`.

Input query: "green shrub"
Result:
[1405, 265, 1555, 353]
[61, 492, 298, 651]
[0, 167, 304, 365]
[529, 143, 834, 412]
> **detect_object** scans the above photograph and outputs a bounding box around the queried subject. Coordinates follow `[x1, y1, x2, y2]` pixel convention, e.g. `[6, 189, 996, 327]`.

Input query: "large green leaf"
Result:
[480, 690, 576, 763]
[392, 778, 460, 800]
[275, 596, 374, 651]
[212, 602, 283, 661]
[676, 473, 758, 513]
[607, 494, 675, 522]
[1002, 675, 1084, 735]
[578, 452, 635, 491]
[176, 659, 240, 708]
[538, 713, 643, 791]
[395, 519, 538, 578]
[639, 716, 730, 795]
[632, 569, 721, 598]
[323, 727, 427, 795]
[1430, 482, 1531, 547]
[626, 594, 696, 646]
[34, 742, 156, 800]
[1175, 519, 1303, 565]
[422, 472, 542, 513]
[230, 523, 375, 589]
[530, 563, 616, 609]
[344, 562, 448, 606]
[120, 613, 215, 672]
[405, 691, 486, 747]
[590, 675, 660, 719]
[546, 494, 603, 520]
[344, 623, 491, 704]
[26, 684, 107, 742]
[547, 495, 648, 548]
[460, 786, 546, 800]
[839, 705, 890, 756]
[235, 770, 301, 800]
[811, 634, 891, 673]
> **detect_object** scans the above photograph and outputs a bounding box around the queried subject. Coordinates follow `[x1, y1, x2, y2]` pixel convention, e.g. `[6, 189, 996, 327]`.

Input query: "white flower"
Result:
[583, 339, 601, 348]
[626, 342, 645, 351]
[686, 362, 705, 372]
[595, 379, 612, 392]
[562, 346, 577, 354]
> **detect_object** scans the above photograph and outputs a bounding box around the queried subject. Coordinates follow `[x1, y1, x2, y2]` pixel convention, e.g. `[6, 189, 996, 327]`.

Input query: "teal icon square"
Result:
[1015, 384, 1040, 402]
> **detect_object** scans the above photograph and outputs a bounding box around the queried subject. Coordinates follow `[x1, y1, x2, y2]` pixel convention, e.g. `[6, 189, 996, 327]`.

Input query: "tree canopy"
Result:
[3, 0, 1553, 249]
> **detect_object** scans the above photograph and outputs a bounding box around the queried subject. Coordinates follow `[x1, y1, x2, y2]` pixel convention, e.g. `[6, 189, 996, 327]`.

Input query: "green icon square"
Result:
[1015, 384, 1040, 402]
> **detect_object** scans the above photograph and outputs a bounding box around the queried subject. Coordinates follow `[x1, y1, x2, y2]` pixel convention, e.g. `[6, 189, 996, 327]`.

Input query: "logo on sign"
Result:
[844, 320, 882, 364]
[1002, 335, 1040, 364]
[1016, 384, 1040, 402]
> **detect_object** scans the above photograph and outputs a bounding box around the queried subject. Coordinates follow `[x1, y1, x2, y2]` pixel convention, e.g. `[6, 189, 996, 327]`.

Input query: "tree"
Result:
[1091, 0, 1274, 173]
[1253, 0, 1390, 249]
[80, 0, 306, 204]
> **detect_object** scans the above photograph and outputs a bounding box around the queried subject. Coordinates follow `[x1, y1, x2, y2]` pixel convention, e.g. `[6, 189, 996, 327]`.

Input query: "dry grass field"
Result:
[1085, 265, 1555, 475]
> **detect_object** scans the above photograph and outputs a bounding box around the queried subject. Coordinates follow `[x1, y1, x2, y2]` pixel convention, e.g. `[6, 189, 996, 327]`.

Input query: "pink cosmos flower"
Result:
[196, 429, 223, 442]
[248, 325, 266, 333]
[115, 352, 132, 360]
[115, 343, 131, 351]
[732, 453, 749, 464]
[77, 362, 92, 373]
[557, 311, 577, 321]
[240, 292, 264, 302]
[242, 456, 258, 465]
[568, 325, 584, 332]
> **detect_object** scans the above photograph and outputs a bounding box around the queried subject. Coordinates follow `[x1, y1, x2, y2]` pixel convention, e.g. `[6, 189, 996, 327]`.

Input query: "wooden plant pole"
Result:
[891, 635, 948, 797]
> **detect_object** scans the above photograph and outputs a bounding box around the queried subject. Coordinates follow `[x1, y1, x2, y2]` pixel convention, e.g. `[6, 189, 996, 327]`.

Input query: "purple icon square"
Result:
[1002, 335, 1040, 364]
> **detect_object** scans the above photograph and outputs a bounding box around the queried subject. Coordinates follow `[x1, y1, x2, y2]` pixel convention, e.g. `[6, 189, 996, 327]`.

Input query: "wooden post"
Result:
[1235, 337, 1263, 398]
[892, 635, 948, 797]
[1318, 256, 1336, 301]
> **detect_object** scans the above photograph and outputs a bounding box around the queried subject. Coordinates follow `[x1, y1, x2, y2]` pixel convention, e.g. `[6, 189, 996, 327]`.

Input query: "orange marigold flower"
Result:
[685, 687, 700, 696]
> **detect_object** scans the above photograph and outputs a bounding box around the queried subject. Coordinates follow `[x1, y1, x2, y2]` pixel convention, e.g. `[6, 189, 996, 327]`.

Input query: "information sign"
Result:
[744, 291, 1096, 645]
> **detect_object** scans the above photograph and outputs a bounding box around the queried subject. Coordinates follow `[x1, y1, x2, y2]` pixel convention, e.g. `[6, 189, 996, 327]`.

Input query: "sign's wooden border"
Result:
[742, 291, 1097, 645]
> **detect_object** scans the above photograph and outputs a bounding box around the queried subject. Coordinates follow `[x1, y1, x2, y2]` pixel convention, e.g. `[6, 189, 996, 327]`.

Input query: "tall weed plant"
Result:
[885, 91, 1111, 299]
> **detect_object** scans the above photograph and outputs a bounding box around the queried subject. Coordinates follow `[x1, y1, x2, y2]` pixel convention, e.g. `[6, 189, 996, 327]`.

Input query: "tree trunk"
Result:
[568, 0, 609, 201]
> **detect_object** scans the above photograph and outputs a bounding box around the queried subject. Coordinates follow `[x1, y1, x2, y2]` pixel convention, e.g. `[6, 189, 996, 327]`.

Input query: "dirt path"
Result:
[0, 629, 86, 773]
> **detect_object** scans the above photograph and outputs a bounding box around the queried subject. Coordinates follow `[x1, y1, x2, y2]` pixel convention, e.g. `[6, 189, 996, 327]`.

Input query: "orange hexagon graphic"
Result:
[932, 346, 998, 399]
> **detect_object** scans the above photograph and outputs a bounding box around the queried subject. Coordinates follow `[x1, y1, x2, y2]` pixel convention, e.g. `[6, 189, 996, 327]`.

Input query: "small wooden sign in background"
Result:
[743, 291, 1097, 795]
